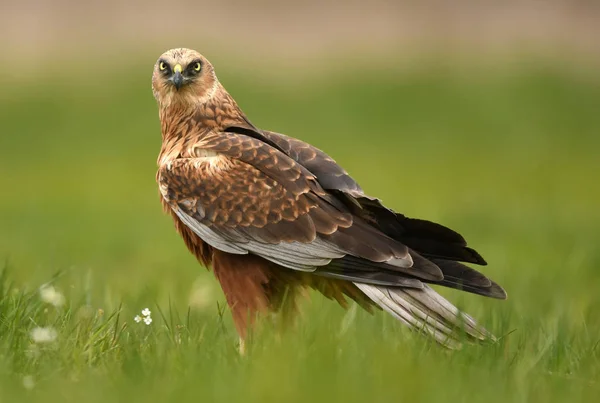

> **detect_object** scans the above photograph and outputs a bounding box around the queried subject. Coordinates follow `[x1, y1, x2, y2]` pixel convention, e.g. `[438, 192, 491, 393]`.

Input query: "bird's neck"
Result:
[159, 84, 250, 143]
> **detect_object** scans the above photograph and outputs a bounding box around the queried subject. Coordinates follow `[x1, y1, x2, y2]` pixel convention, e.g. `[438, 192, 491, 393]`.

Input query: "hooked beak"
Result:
[171, 64, 184, 90]
[172, 72, 184, 90]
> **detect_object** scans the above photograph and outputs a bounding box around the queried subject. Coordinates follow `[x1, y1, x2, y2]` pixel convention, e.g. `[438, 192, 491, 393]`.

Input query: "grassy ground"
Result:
[0, 58, 599, 402]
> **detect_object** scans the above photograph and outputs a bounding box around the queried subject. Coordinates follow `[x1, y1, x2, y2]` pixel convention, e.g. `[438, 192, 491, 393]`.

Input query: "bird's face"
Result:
[152, 48, 218, 107]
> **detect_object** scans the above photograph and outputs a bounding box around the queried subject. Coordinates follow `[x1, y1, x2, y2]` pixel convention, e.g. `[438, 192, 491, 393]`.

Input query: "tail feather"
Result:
[354, 282, 495, 348]
[403, 286, 493, 340]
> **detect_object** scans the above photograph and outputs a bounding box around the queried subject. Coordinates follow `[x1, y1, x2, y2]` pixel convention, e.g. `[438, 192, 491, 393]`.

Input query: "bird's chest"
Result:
[157, 136, 196, 166]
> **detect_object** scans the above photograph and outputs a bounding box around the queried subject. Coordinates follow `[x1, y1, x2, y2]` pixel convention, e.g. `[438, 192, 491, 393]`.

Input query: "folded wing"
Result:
[158, 131, 442, 281]
[256, 128, 506, 299]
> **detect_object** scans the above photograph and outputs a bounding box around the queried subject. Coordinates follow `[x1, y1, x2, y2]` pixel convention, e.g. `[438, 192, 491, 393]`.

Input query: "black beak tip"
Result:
[172, 72, 184, 90]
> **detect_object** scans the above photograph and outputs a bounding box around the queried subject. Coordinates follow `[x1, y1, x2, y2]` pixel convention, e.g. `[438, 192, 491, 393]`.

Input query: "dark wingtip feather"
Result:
[487, 281, 508, 299]
[399, 217, 468, 246]
[426, 258, 506, 299]
[433, 278, 507, 300]
[464, 247, 487, 266]
[399, 237, 487, 266]
[430, 259, 491, 287]
[409, 251, 444, 281]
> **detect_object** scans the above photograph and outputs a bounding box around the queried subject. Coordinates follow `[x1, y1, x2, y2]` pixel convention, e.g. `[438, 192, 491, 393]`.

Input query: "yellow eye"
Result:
[159, 61, 167, 71]
[193, 62, 201, 72]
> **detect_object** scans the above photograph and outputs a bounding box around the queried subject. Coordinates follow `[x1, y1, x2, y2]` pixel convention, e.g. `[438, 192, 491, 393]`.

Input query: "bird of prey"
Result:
[152, 48, 506, 348]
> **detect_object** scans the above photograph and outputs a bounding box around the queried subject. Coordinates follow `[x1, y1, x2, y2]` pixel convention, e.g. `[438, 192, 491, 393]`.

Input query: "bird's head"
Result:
[152, 48, 218, 107]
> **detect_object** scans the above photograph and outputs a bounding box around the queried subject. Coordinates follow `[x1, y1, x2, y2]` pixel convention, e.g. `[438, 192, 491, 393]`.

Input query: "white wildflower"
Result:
[39, 285, 65, 307]
[30, 326, 57, 344]
[134, 308, 152, 325]
[22, 375, 35, 390]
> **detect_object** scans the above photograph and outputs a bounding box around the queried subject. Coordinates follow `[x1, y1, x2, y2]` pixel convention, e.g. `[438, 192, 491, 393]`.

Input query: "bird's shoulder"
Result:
[258, 130, 365, 196]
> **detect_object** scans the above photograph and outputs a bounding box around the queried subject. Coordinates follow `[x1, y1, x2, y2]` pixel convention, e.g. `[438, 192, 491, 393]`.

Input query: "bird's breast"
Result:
[158, 149, 235, 189]
[190, 153, 233, 175]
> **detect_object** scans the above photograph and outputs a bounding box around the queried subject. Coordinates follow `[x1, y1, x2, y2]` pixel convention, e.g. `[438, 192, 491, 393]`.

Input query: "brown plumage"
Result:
[152, 48, 506, 348]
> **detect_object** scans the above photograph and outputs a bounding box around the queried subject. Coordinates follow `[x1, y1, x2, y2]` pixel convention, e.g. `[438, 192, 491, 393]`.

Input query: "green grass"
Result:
[0, 58, 599, 402]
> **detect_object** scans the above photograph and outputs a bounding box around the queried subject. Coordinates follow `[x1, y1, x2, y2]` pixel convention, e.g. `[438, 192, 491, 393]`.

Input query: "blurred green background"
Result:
[1, 1, 600, 402]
